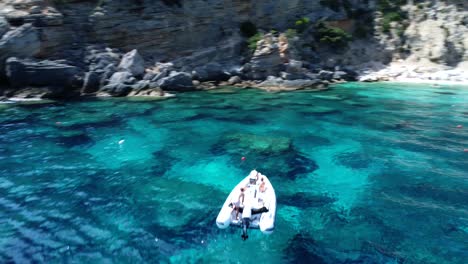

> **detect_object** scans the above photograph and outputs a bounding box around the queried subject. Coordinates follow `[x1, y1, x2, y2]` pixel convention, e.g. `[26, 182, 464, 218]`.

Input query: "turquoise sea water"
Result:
[0, 82, 467, 263]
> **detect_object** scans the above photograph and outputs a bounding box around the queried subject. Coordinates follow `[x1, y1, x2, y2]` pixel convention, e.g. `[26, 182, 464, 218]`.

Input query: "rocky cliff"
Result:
[0, 0, 466, 98]
[0, 0, 339, 62]
[354, 0, 468, 82]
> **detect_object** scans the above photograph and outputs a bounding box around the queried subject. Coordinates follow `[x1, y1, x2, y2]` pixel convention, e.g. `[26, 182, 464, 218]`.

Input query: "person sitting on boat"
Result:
[256, 177, 267, 206]
[259, 177, 266, 193]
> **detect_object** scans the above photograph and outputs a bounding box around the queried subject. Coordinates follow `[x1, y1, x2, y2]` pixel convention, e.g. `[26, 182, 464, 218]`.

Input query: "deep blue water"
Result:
[0, 83, 467, 263]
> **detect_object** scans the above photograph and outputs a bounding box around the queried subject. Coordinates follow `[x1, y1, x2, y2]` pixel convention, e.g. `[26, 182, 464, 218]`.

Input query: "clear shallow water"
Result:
[0, 82, 467, 263]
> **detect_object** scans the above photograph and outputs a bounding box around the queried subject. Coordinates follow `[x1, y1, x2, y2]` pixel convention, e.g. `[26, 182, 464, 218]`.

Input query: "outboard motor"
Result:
[241, 218, 250, 241]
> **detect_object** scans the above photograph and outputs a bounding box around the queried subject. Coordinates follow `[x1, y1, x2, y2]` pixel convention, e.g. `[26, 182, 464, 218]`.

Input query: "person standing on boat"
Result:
[233, 188, 245, 220]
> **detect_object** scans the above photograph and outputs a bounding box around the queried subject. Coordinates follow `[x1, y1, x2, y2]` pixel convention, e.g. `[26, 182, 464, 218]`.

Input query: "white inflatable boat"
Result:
[216, 170, 276, 239]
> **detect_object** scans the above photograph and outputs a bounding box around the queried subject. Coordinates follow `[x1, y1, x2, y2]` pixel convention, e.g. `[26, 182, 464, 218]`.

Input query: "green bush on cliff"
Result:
[294, 17, 310, 33]
[314, 23, 352, 48]
[376, 0, 407, 34]
[285, 29, 298, 39]
[248, 33, 264, 51]
[377, 0, 406, 12]
[382, 12, 404, 32]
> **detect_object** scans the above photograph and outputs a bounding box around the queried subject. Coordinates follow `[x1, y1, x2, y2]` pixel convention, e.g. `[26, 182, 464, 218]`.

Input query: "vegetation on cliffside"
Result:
[377, 0, 407, 34]
[314, 22, 352, 48]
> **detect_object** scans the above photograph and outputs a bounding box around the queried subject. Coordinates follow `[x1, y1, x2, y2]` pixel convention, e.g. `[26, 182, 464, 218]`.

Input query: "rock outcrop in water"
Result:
[0, 0, 466, 98]
[6, 57, 80, 88]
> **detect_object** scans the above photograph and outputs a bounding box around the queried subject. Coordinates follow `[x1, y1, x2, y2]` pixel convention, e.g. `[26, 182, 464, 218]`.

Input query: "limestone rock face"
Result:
[157, 72, 195, 91]
[257, 76, 324, 91]
[83, 46, 122, 90]
[5, 57, 80, 88]
[118, 49, 145, 77]
[100, 83, 132, 97]
[98, 70, 136, 96]
[0, 0, 327, 62]
[0, 23, 40, 53]
[0, 23, 40, 71]
[82, 71, 101, 94]
[127, 81, 166, 97]
[108, 71, 135, 86]
[0, 0, 466, 88]
[228, 76, 242, 85]
[403, 3, 467, 66]
[85, 47, 121, 72]
[243, 34, 284, 80]
[0, 17, 9, 37]
[87, 0, 324, 59]
[407, 20, 446, 62]
[285, 60, 303, 73]
[352, 1, 468, 82]
[144, 62, 174, 83]
[318, 70, 334, 81]
[192, 63, 231, 82]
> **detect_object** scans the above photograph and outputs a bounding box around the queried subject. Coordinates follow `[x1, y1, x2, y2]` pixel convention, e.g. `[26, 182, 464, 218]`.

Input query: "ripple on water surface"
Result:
[0, 83, 467, 263]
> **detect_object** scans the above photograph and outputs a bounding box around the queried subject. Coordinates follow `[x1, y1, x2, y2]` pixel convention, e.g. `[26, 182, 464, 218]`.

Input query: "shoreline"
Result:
[2, 78, 467, 105]
[381, 78, 468, 87]
[356, 60, 468, 87]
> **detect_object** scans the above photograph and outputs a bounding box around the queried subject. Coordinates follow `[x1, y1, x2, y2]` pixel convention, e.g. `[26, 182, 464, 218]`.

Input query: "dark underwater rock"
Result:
[223, 133, 292, 154]
[56, 131, 94, 147]
[335, 151, 372, 169]
[304, 105, 341, 116]
[280, 192, 336, 208]
[283, 152, 319, 179]
[398, 183, 468, 206]
[211, 133, 318, 180]
[360, 241, 405, 263]
[434, 91, 457, 95]
[283, 234, 327, 264]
